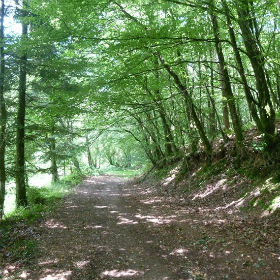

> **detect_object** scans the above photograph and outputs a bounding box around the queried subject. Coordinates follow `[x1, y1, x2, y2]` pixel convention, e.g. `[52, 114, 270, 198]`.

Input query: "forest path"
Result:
[26, 176, 279, 280]
[28, 176, 191, 280]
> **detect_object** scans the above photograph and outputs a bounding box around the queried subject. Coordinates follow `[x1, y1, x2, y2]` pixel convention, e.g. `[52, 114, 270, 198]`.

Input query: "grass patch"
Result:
[100, 166, 145, 178]
[0, 171, 85, 270]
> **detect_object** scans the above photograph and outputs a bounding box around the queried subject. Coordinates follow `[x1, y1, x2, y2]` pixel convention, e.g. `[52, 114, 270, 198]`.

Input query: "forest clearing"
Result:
[1, 0, 280, 279]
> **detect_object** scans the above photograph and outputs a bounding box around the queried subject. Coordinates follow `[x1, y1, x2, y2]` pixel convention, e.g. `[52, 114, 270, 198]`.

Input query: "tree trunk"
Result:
[157, 52, 212, 161]
[209, 3, 244, 147]
[50, 127, 59, 183]
[0, 0, 6, 218]
[133, 112, 165, 162]
[144, 72, 178, 157]
[16, 12, 28, 207]
[218, 63, 230, 131]
[209, 59, 217, 140]
[235, 0, 276, 148]
[72, 157, 82, 175]
[86, 136, 93, 167]
[87, 146, 93, 167]
[154, 59, 175, 157]
[221, 0, 263, 133]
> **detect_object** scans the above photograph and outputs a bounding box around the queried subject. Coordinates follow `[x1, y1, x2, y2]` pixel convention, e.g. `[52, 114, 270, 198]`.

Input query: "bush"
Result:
[27, 187, 47, 205]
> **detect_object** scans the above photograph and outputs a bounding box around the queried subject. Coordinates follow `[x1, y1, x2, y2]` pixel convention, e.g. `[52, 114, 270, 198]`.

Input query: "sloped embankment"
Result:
[139, 136, 280, 277]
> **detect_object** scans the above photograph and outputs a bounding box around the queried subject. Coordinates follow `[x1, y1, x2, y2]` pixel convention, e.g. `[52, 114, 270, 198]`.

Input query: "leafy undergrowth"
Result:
[0, 172, 85, 277]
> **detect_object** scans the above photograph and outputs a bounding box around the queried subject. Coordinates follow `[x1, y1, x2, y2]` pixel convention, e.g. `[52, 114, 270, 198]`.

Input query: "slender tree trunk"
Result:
[221, 0, 263, 132]
[235, 0, 276, 148]
[50, 127, 59, 182]
[87, 146, 93, 167]
[209, 3, 244, 147]
[209, 59, 217, 140]
[133, 112, 165, 162]
[144, 73, 178, 157]
[86, 136, 93, 167]
[0, 0, 6, 218]
[219, 66, 230, 131]
[16, 10, 28, 207]
[205, 85, 229, 142]
[153, 58, 175, 157]
[157, 52, 212, 161]
[124, 129, 157, 166]
[72, 157, 82, 175]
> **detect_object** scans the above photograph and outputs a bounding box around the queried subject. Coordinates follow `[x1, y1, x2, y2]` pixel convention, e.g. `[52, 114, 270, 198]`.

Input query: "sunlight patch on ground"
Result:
[84, 178, 97, 183]
[140, 197, 164, 205]
[66, 205, 78, 209]
[95, 205, 109, 209]
[40, 270, 72, 280]
[191, 167, 202, 177]
[44, 219, 68, 229]
[118, 216, 138, 225]
[266, 195, 280, 213]
[215, 197, 246, 211]
[84, 225, 103, 229]
[19, 271, 30, 279]
[192, 179, 227, 200]
[170, 248, 189, 256]
[139, 188, 154, 195]
[122, 193, 132, 197]
[100, 269, 144, 278]
[161, 166, 180, 186]
[75, 260, 90, 269]
[39, 259, 59, 266]
[162, 173, 176, 186]
[3, 265, 17, 276]
[135, 214, 176, 224]
[108, 193, 122, 197]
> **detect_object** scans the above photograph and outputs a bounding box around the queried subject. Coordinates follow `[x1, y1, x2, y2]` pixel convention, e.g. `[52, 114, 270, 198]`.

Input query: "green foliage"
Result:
[59, 171, 86, 186]
[0, 172, 84, 266]
[251, 140, 266, 152]
[5, 179, 75, 224]
[100, 165, 145, 178]
[247, 178, 280, 211]
[1, 0, 280, 225]
[196, 159, 227, 184]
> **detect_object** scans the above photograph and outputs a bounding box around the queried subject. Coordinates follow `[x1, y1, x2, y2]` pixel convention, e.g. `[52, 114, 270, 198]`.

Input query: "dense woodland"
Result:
[0, 0, 279, 219]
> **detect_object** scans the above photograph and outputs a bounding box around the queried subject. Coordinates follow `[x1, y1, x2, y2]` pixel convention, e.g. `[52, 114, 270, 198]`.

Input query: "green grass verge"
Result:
[0, 171, 85, 272]
[100, 166, 145, 178]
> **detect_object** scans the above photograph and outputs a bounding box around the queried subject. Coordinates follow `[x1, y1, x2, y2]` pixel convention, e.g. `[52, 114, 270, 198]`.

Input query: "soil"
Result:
[3, 175, 280, 279]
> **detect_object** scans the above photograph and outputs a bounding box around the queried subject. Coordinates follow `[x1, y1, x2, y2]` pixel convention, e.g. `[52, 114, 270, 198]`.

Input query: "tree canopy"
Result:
[0, 0, 280, 216]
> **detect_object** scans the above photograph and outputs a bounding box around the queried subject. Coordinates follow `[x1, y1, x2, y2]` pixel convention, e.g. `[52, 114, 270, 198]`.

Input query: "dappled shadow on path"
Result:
[5, 175, 280, 280]
[10, 176, 194, 280]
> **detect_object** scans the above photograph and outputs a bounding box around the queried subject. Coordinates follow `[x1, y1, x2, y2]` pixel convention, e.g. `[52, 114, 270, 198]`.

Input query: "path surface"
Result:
[23, 176, 279, 279]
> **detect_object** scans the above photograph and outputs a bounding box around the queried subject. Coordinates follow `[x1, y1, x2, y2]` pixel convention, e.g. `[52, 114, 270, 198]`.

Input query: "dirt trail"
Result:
[17, 176, 280, 279]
